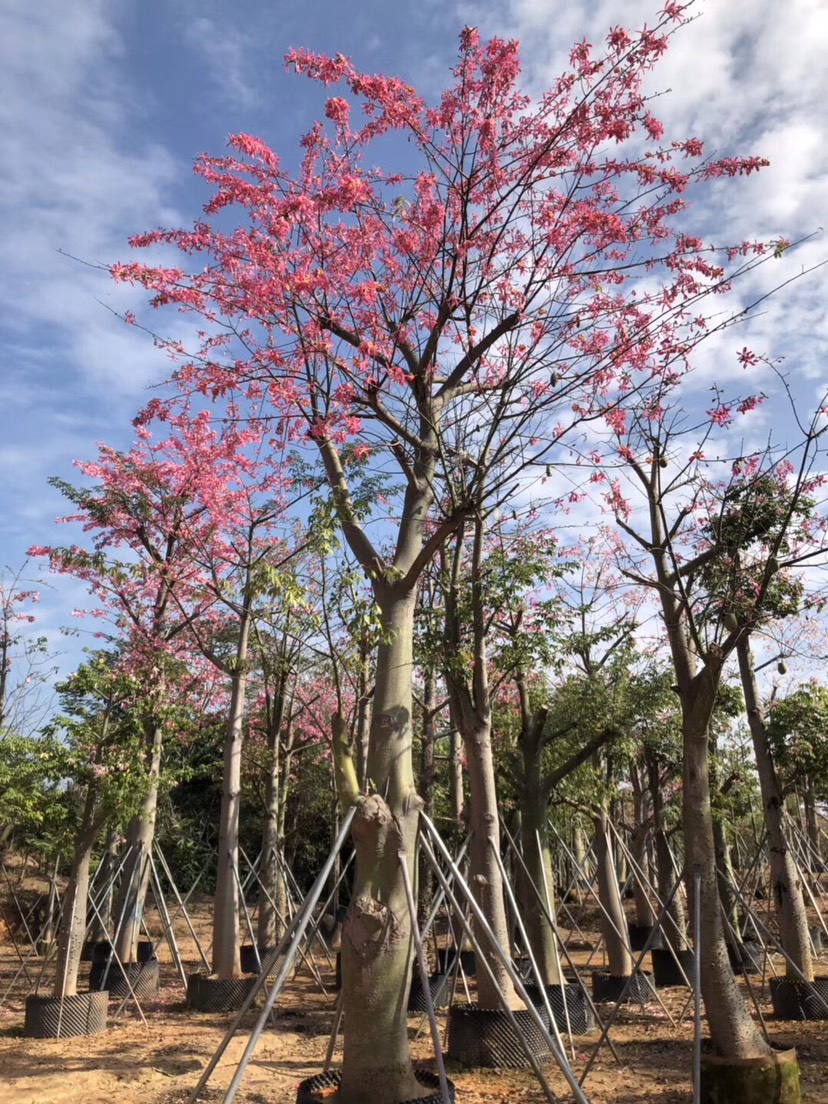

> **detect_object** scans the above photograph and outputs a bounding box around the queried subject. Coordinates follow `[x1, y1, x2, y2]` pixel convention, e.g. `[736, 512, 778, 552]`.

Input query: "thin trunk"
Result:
[629, 765, 656, 928]
[449, 729, 464, 822]
[211, 606, 251, 980]
[87, 826, 118, 943]
[738, 636, 813, 981]
[113, 722, 163, 962]
[804, 780, 822, 870]
[53, 789, 99, 998]
[257, 693, 289, 949]
[645, 756, 688, 951]
[418, 666, 437, 925]
[594, 809, 633, 976]
[463, 711, 521, 1007]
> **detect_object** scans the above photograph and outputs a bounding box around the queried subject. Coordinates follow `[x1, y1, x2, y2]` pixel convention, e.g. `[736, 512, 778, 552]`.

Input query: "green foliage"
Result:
[767, 682, 828, 795]
[0, 729, 71, 856]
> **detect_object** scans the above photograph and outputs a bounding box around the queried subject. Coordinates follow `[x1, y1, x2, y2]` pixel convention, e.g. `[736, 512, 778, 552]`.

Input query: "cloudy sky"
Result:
[1, 0, 826, 681]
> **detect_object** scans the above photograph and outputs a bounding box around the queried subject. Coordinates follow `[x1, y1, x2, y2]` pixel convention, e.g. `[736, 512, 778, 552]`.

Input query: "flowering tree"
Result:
[612, 393, 828, 1060]
[30, 407, 245, 962]
[113, 12, 779, 1094]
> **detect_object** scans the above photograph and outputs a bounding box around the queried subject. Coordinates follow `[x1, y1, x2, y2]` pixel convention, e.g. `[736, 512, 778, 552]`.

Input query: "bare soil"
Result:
[2, 864, 828, 1103]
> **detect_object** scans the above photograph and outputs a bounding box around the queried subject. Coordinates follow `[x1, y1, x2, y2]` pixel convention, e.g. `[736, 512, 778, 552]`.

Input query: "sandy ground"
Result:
[2, 869, 828, 1104]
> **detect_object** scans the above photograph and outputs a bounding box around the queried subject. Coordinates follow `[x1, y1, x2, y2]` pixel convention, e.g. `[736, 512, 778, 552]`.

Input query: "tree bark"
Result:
[737, 636, 813, 981]
[112, 722, 163, 962]
[594, 809, 633, 976]
[211, 604, 252, 980]
[54, 788, 99, 998]
[339, 587, 423, 1104]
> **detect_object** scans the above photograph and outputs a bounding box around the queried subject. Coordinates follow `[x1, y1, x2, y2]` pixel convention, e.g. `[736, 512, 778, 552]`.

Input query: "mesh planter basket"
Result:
[591, 969, 654, 1004]
[24, 990, 108, 1038]
[728, 940, 761, 976]
[88, 957, 160, 999]
[628, 923, 662, 952]
[239, 944, 285, 975]
[436, 948, 476, 976]
[523, 981, 596, 1035]
[447, 1002, 549, 1068]
[186, 972, 260, 1012]
[296, 1068, 455, 1104]
[651, 947, 696, 988]
[770, 976, 828, 1021]
[408, 972, 450, 1012]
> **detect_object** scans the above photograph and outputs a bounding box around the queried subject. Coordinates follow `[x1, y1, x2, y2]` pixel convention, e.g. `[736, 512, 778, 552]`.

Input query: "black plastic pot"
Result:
[770, 975, 828, 1020]
[436, 948, 476, 976]
[522, 981, 595, 1035]
[185, 972, 260, 1012]
[651, 946, 696, 988]
[24, 990, 108, 1038]
[591, 969, 654, 1004]
[88, 957, 160, 999]
[408, 972, 449, 1012]
[239, 944, 283, 974]
[296, 1068, 455, 1104]
[447, 1002, 549, 1068]
[728, 940, 761, 976]
[627, 923, 662, 952]
[136, 940, 155, 963]
[700, 1045, 800, 1104]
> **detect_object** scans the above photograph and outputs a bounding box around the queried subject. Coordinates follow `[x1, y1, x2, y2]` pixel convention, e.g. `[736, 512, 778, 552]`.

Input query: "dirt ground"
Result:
[2, 866, 828, 1104]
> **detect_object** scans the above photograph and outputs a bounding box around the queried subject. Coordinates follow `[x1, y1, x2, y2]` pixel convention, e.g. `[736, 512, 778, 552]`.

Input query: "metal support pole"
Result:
[398, 850, 452, 1104]
[693, 873, 701, 1104]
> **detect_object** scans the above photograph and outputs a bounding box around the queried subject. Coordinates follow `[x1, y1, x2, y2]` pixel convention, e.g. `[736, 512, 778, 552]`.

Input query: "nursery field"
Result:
[3, 883, 828, 1104]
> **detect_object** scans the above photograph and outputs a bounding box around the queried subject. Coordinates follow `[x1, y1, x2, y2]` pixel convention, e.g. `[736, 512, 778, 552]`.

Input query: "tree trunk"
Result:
[211, 607, 252, 980]
[418, 666, 437, 925]
[683, 704, 771, 1058]
[339, 587, 423, 1104]
[112, 722, 163, 962]
[804, 780, 822, 871]
[462, 711, 521, 1008]
[644, 751, 688, 952]
[53, 789, 99, 998]
[629, 766, 656, 928]
[594, 809, 633, 976]
[449, 728, 464, 822]
[87, 826, 118, 944]
[257, 699, 289, 949]
[738, 637, 813, 981]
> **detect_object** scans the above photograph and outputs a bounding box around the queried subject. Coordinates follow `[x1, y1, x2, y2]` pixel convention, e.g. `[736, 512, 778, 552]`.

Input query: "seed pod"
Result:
[778, 661, 788, 675]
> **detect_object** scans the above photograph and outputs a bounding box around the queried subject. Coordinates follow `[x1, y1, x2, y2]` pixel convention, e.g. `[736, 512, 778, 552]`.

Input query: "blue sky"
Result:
[2, 0, 827, 690]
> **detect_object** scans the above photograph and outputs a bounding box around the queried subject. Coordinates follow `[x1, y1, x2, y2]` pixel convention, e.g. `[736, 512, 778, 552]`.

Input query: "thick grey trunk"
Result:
[645, 753, 687, 951]
[594, 810, 633, 976]
[738, 637, 813, 981]
[339, 590, 423, 1104]
[257, 714, 289, 948]
[629, 776, 656, 928]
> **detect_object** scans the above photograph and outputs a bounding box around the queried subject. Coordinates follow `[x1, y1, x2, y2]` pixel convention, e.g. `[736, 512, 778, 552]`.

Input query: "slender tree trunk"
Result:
[449, 729, 464, 822]
[54, 789, 99, 998]
[113, 722, 163, 962]
[87, 826, 118, 943]
[418, 666, 437, 925]
[594, 809, 633, 976]
[630, 766, 656, 928]
[462, 710, 521, 1008]
[644, 751, 688, 951]
[738, 637, 813, 981]
[804, 780, 822, 871]
[257, 695, 289, 949]
[211, 608, 251, 980]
